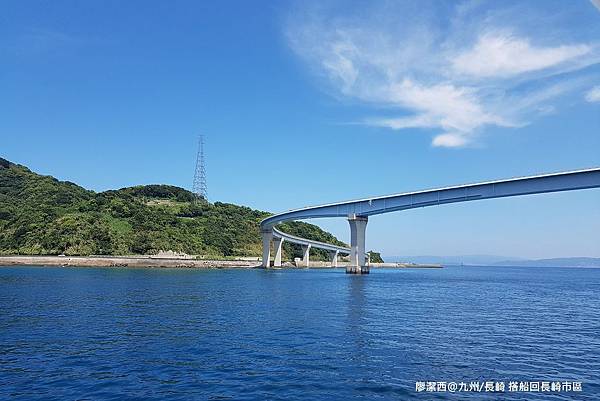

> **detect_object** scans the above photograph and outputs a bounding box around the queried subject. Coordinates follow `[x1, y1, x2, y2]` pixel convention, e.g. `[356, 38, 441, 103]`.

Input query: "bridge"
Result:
[260, 168, 600, 273]
[270, 227, 351, 268]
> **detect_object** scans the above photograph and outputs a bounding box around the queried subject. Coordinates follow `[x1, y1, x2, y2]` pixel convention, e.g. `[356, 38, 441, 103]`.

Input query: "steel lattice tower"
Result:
[192, 135, 207, 202]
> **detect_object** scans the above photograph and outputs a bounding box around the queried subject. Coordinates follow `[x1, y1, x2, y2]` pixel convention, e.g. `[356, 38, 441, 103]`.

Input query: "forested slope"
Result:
[0, 158, 371, 261]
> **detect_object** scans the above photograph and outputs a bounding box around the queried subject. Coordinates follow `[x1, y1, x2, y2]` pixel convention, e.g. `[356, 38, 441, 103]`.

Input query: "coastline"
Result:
[0, 255, 260, 269]
[370, 262, 443, 269]
[0, 256, 443, 269]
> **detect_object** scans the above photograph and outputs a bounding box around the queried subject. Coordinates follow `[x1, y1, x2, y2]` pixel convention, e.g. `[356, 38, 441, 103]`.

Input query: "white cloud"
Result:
[286, 1, 600, 148]
[585, 86, 600, 102]
[452, 32, 590, 78]
[366, 80, 513, 146]
[320, 32, 359, 93]
[432, 133, 469, 148]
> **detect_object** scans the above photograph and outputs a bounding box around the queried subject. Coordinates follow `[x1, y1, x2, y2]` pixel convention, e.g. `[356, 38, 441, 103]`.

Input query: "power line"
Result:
[192, 135, 207, 202]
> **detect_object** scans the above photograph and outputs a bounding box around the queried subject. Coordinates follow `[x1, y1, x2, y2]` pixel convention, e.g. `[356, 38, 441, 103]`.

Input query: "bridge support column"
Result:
[329, 250, 339, 267]
[261, 229, 272, 268]
[301, 244, 311, 267]
[273, 237, 284, 267]
[347, 215, 368, 274]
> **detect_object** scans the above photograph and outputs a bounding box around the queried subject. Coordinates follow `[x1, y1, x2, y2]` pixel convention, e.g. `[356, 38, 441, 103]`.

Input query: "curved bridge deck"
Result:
[267, 227, 350, 268]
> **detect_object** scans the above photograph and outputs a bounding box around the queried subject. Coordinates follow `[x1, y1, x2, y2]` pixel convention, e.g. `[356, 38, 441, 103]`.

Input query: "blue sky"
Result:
[2, 0, 599, 258]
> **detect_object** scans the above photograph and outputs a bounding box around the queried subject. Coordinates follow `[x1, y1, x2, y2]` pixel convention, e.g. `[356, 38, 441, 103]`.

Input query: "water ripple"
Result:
[0, 265, 598, 400]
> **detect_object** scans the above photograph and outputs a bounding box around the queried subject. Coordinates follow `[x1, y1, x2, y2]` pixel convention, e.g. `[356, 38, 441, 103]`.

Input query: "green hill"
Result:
[0, 157, 363, 262]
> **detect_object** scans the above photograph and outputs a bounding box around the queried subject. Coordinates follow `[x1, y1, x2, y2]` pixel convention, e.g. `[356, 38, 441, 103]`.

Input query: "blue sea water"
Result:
[0, 265, 599, 400]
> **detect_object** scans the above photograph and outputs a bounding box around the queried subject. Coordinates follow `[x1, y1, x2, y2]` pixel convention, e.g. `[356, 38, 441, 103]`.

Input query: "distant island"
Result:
[492, 257, 600, 268]
[0, 157, 383, 264]
[385, 255, 600, 268]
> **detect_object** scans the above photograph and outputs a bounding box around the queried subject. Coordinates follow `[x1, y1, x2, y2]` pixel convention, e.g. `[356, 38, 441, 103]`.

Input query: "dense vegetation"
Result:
[368, 251, 384, 264]
[0, 158, 379, 262]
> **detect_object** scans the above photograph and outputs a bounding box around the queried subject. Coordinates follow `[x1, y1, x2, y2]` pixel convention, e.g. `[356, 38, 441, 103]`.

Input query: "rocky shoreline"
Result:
[0, 256, 444, 269]
[0, 255, 260, 269]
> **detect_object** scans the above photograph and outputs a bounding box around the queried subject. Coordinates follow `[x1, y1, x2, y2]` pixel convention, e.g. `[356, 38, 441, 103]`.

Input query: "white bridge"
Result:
[261, 168, 600, 274]
[271, 227, 351, 268]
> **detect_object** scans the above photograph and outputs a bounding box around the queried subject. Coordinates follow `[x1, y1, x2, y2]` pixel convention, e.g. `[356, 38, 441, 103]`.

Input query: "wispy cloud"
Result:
[452, 32, 590, 78]
[286, 1, 600, 147]
[585, 85, 600, 102]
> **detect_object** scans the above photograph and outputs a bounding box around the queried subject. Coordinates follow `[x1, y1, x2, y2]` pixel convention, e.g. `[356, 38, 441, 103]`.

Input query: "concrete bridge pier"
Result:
[301, 244, 311, 267]
[261, 229, 272, 268]
[329, 250, 339, 267]
[273, 237, 284, 267]
[347, 215, 368, 274]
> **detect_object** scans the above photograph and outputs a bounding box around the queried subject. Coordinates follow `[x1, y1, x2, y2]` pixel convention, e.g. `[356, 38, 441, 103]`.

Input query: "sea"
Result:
[1, 265, 598, 400]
